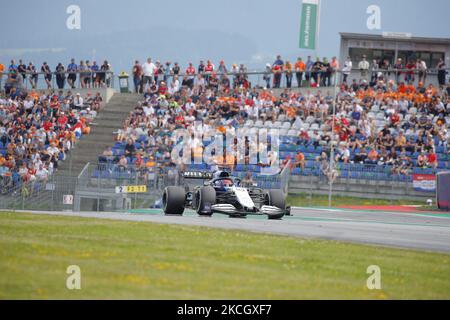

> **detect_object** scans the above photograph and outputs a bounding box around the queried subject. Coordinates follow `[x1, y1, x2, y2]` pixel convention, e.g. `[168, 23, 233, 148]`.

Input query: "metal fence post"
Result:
[134, 170, 138, 209]
[21, 184, 25, 210]
[51, 174, 55, 211]
[96, 173, 100, 212]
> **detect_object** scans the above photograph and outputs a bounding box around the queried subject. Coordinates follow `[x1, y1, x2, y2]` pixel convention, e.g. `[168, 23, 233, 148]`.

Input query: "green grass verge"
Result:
[1, 212, 449, 299]
[287, 194, 427, 208]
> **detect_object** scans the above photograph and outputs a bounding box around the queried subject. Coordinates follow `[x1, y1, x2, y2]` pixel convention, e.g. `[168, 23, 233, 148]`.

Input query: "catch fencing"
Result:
[0, 161, 292, 212]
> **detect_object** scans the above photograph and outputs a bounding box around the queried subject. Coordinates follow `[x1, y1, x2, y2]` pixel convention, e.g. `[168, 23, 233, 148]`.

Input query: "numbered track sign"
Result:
[115, 185, 147, 194]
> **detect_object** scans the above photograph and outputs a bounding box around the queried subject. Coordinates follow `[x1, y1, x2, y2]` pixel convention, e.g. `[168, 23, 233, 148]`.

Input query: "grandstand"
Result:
[0, 58, 449, 210]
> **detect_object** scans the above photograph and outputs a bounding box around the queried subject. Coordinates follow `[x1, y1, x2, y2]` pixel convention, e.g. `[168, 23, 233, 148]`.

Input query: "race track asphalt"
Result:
[6, 207, 450, 253]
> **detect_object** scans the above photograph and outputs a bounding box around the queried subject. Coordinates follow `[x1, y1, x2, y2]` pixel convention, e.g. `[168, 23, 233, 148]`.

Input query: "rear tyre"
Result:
[195, 186, 216, 216]
[162, 186, 186, 215]
[265, 190, 286, 220]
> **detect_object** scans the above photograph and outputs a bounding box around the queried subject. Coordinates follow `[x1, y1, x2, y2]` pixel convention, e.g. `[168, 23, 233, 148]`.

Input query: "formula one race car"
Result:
[162, 170, 289, 219]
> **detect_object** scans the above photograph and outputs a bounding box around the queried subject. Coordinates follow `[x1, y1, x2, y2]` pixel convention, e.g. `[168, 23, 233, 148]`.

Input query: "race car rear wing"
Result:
[183, 171, 214, 180]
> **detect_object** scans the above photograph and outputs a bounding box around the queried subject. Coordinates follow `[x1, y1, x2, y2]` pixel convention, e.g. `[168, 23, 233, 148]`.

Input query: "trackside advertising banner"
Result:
[412, 174, 436, 193]
[437, 172, 450, 211]
[299, 0, 320, 50]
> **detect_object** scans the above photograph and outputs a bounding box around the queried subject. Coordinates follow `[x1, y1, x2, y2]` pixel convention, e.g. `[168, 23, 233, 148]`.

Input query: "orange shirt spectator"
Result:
[294, 152, 306, 170]
[294, 60, 306, 72]
[368, 149, 379, 162]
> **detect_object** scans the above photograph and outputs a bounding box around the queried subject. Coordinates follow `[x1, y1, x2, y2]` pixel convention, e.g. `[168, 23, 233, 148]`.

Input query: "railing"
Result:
[0, 173, 78, 211]
[1, 67, 448, 93]
[0, 70, 115, 91]
[130, 67, 450, 91]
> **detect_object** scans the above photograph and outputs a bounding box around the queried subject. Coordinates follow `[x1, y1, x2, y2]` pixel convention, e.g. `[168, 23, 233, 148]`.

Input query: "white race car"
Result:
[162, 170, 289, 219]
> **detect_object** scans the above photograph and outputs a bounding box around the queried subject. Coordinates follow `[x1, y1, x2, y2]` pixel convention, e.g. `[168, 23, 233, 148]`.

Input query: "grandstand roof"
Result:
[340, 32, 450, 45]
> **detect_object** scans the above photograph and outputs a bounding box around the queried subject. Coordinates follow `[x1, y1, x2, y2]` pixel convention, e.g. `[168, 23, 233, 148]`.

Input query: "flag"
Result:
[299, 0, 320, 50]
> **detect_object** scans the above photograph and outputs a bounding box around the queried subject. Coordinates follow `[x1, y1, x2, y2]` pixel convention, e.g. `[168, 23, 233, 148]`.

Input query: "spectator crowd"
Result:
[0, 59, 113, 92]
[1, 53, 449, 192]
[99, 55, 450, 183]
[0, 88, 103, 193]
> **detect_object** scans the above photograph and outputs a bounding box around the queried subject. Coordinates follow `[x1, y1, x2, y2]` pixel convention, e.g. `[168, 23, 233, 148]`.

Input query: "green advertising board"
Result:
[299, 0, 319, 50]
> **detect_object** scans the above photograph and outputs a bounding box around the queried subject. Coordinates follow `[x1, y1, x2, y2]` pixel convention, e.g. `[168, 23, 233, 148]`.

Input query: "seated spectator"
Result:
[365, 148, 379, 165]
[71, 93, 85, 109]
[335, 143, 350, 163]
[35, 164, 49, 183]
[118, 155, 128, 171]
[353, 147, 368, 164]
[416, 152, 427, 168]
[426, 150, 438, 169]
[294, 151, 305, 171]
[124, 139, 136, 158]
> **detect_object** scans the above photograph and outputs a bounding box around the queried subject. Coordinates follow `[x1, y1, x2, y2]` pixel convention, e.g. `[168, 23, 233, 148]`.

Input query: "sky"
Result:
[1, 0, 449, 73]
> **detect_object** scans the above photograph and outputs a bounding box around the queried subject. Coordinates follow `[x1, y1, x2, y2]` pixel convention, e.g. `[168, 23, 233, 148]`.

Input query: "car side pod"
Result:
[260, 205, 285, 220]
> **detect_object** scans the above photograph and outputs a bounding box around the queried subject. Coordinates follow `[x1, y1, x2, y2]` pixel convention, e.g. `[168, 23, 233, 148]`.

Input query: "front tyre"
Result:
[162, 186, 186, 215]
[265, 190, 286, 220]
[194, 186, 216, 216]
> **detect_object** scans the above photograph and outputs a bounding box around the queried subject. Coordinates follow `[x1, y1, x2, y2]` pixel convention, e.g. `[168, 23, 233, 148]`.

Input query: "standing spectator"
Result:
[84, 60, 92, 88]
[379, 58, 391, 80]
[405, 60, 416, 84]
[437, 58, 446, 88]
[272, 55, 284, 88]
[17, 60, 27, 83]
[358, 55, 370, 82]
[217, 60, 227, 76]
[342, 56, 352, 83]
[154, 60, 164, 84]
[321, 57, 331, 87]
[55, 62, 66, 89]
[164, 61, 172, 84]
[185, 62, 196, 88]
[263, 63, 272, 89]
[305, 56, 314, 85]
[132, 60, 143, 93]
[100, 60, 111, 87]
[294, 57, 306, 88]
[91, 61, 100, 88]
[284, 60, 293, 88]
[330, 56, 340, 85]
[67, 58, 78, 89]
[9, 60, 17, 71]
[393, 58, 403, 84]
[142, 58, 156, 91]
[311, 57, 323, 87]
[204, 60, 214, 84]
[172, 62, 180, 76]
[370, 59, 379, 86]
[417, 58, 428, 84]
[238, 64, 248, 88]
[0, 61, 4, 90]
[27, 62, 38, 89]
[198, 60, 205, 74]
[78, 60, 87, 88]
[41, 62, 52, 89]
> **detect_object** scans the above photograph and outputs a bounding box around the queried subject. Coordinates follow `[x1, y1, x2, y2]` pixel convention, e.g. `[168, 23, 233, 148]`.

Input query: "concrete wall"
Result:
[289, 175, 434, 201]
[36, 88, 116, 103]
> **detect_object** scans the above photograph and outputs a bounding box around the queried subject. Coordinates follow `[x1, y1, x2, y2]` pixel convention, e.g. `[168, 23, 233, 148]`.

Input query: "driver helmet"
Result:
[221, 178, 233, 187]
